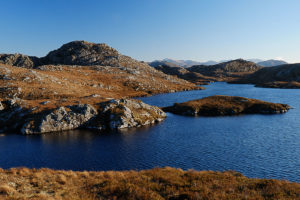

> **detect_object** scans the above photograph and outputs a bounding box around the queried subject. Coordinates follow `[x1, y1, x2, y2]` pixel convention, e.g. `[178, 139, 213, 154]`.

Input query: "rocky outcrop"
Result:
[163, 95, 290, 116]
[0, 54, 40, 68]
[41, 41, 120, 67]
[230, 63, 300, 88]
[0, 98, 166, 134]
[95, 99, 166, 130]
[21, 104, 98, 134]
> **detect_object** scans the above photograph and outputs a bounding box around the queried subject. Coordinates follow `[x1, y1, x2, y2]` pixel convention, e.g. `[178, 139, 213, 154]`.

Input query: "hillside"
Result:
[188, 59, 262, 79]
[231, 63, 300, 88]
[0, 41, 201, 134]
[0, 167, 299, 200]
[149, 61, 217, 84]
[150, 59, 263, 84]
[257, 59, 288, 67]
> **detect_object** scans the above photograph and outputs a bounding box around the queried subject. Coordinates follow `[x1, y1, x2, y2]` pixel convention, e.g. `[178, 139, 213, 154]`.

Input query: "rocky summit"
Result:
[163, 95, 290, 116]
[41, 41, 120, 67]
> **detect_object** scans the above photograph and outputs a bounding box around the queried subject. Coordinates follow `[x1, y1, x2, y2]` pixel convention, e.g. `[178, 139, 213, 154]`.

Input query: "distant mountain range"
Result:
[152, 58, 288, 67]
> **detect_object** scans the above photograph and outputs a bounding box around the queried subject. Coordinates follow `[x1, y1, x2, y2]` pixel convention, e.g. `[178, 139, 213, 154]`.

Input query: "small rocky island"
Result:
[163, 95, 291, 116]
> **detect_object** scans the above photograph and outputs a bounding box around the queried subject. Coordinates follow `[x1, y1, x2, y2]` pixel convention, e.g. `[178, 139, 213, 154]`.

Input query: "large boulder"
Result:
[95, 99, 166, 130]
[21, 104, 98, 134]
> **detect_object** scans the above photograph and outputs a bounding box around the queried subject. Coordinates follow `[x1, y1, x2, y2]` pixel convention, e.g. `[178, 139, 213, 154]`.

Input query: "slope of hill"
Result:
[230, 63, 300, 88]
[0, 41, 201, 134]
[257, 59, 288, 67]
[149, 60, 217, 84]
[150, 59, 263, 84]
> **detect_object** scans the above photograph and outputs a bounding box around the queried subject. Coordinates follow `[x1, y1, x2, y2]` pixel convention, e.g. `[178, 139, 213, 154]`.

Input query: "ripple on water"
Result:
[0, 83, 300, 182]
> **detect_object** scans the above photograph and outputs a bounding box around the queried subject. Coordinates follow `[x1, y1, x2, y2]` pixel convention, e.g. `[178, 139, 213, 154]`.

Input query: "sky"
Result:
[0, 0, 299, 63]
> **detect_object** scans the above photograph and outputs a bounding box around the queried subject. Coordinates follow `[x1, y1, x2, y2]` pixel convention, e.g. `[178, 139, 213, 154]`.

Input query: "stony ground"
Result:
[0, 64, 199, 112]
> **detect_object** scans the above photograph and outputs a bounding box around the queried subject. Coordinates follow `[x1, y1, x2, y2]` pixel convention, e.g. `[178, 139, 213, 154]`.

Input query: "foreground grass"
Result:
[0, 167, 299, 200]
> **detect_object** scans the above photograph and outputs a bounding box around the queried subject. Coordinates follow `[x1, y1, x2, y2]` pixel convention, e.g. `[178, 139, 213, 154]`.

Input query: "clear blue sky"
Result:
[0, 0, 299, 63]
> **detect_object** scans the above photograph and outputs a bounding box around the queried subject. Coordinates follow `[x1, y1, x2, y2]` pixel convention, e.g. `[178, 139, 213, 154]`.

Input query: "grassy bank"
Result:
[0, 167, 299, 200]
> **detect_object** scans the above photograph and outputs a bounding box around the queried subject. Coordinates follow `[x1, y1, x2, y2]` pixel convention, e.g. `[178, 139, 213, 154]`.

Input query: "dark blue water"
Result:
[1, 82, 300, 182]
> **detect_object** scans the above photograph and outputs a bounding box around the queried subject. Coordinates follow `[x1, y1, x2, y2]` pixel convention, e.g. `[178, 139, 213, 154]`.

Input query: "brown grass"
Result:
[0, 64, 201, 112]
[0, 167, 299, 200]
[163, 95, 290, 116]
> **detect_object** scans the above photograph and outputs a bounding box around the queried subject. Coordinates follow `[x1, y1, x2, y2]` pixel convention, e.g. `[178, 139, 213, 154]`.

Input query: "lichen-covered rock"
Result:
[21, 104, 97, 134]
[95, 99, 166, 130]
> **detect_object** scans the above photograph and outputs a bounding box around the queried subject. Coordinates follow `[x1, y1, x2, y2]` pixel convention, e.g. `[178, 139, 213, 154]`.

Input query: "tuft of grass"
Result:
[0, 184, 15, 195]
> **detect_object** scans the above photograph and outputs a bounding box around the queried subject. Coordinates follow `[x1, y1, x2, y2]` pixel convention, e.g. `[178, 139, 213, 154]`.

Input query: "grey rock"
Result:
[21, 104, 97, 134]
[0, 102, 4, 111]
[0, 54, 40, 68]
[98, 99, 166, 130]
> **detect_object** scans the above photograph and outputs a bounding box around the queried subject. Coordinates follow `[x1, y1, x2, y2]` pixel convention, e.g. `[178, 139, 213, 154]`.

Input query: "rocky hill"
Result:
[231, 63, 300, 88]
[0, 41, 201, 134]
[188, 59, 262, 78]
[41, 41, 120, 67]
[150, 59, 263, 84]
[257, 59, 288, 67]
[149, 60, 216, 84]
